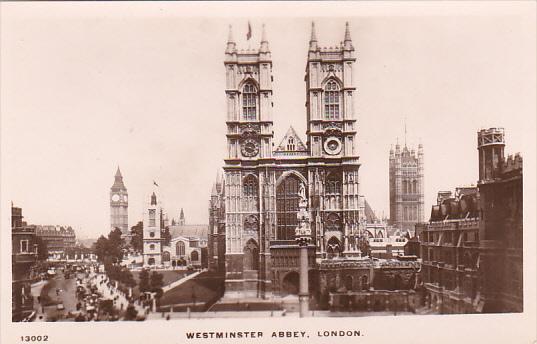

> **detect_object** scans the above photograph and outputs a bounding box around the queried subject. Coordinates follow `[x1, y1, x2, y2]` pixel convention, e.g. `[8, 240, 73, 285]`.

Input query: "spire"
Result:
[115, 166, 122, 178]
[112, 166, 126, 190]
[343, 21, 354, 51]
[180, 208, 184, 220]
[309, 21, 318, 51]
[225, 25, 236, 54]
[404, 117, 407, 148]
[150, 192, 157, 206]
[259, 24, 270, 53]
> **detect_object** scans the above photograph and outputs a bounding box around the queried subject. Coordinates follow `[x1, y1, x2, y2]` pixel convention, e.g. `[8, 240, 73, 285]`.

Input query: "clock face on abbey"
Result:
[241, 139, 259, 157]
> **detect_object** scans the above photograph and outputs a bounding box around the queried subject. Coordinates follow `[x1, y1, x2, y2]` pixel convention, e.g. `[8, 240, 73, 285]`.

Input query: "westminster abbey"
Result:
[209, 23, 368, 299]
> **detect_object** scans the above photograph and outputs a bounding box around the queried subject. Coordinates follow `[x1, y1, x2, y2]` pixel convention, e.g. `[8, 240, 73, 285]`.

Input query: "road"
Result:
[40, 272, 80, 321]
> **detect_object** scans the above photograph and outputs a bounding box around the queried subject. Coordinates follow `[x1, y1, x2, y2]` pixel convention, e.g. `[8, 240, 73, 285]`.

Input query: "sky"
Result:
[1, 2, 535, 239]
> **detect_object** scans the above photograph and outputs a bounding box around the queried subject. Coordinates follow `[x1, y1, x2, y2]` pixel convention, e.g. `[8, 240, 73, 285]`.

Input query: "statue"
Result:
[298, 182, 307, 203]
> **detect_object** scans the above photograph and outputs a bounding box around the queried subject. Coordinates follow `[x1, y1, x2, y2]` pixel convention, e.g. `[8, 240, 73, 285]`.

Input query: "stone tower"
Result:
[110, 167, 128, 236]
[389, 142, 424, 234]
[143, 192, 162, 267]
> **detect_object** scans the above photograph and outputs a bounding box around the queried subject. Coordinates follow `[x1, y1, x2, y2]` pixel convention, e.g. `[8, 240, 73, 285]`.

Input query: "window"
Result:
[189, 240, 198, 248]
[243, 175, 258, 197]
[149, 209, 156, 227]
[326, 173, 341, 195]
[149, 231, 155, 238]
[276, 174, 301, 240]
[324, 80, 340, 119]
[287, 137, 295, 151]
[242, 83, 257, 120]
[20, 239, 29, 253]
[149, 244, 155, 250]
[176, 241, 185, 256]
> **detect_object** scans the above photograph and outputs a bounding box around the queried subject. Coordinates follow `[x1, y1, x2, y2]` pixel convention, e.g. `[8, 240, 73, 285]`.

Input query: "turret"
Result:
[259, 24, 270, 55]
[309, 22, 318, 52]
[343, 22, 354, 51]
[225, 25, 237, 55]
[477, 128, 505, 182]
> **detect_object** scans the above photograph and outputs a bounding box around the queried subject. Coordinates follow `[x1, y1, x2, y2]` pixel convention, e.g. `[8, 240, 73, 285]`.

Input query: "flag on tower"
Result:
[246, 21, 252, 40]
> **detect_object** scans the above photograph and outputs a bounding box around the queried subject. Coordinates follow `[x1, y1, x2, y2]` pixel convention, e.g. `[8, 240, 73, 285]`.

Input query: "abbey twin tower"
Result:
[210, 23, 376, 299]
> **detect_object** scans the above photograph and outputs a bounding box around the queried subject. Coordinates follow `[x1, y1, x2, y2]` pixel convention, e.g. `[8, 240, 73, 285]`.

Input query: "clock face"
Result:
[112, 194, 120, 202]
[241, 139, 259, 157]
[324, 137, 342, 155]
[123, 195, 128, 202]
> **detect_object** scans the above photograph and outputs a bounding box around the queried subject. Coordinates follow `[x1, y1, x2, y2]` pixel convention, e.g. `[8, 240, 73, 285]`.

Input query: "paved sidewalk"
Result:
[162, 270, 203, 293]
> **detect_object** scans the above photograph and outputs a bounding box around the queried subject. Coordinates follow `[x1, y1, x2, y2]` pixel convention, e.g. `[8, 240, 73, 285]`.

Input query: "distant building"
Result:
[11, 205, 37, 321]
[110, 167, 129, 237]
[389, 142, 424, 234]
[35, 225, 76, 260]
[208, 174, 226, 273]
[420, 128, 523, 314]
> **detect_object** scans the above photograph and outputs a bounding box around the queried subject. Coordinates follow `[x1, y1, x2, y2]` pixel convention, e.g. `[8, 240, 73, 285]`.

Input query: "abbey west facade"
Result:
[210, 23, 367, 299]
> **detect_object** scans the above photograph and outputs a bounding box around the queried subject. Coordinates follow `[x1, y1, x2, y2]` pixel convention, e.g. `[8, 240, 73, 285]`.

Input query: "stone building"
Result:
[11, 205, 38, 321]
[421, 187, 481, 314]
[142, 192, 163, 267]
[35, 225, 76, 260]
[110, 167, 129, 237]
[208, 175, 226, 274]
[420, 128, 523, 314]
[389, 142, 424, 234]
[214, 22, 366, 299]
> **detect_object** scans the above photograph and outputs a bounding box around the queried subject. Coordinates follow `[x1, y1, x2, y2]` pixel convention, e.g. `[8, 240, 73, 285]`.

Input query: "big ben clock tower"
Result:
[110, 166, 129, 237]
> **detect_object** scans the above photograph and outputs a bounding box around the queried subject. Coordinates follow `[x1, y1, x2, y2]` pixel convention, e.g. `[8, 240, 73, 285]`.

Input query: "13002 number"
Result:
[21, 335, 48, 342]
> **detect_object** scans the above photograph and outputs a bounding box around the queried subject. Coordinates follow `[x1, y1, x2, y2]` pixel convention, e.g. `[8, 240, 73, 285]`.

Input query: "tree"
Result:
[130, 221, 143, 253]
[150, 271, 164, 299]
[93, 235, 109, 263]
[107, 227, 125, 263]
[138, 269, 150, 293]
[124, 305, 138, 321]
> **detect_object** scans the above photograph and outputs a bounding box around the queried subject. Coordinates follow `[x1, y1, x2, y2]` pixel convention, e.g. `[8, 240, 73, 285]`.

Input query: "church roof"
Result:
[168, 224, 208, 239]
[364, 199, 378, 223]
[275, 126, 307, 152]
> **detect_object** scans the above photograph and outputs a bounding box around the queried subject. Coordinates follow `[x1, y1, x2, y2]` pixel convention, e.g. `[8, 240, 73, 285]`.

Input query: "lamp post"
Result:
[295, 182, 312, 318]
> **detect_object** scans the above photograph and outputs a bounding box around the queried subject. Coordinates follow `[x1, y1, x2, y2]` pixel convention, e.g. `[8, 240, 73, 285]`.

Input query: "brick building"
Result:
[11, 205, 38, 321]
[35, 225, 76, 260]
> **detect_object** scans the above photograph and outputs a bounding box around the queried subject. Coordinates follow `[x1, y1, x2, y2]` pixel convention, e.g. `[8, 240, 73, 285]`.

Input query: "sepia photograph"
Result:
[1, 1, 535, 344]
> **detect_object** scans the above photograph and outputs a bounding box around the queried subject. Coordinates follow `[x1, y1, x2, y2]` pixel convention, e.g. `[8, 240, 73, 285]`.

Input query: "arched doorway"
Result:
[147, 257, 155, 265]
[282, 271, 299, 295]
[191, 250, 199, 262]
[243, 239, 259, 271]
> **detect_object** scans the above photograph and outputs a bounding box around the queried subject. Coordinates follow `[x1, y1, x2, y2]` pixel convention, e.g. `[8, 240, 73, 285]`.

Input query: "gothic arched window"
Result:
[243, 175, 258, 197]
[326, 173, 341, 195]
[287, 137, 295, 151]
[324, 80, 340, 119]
[243, 175, 258, 211]
[242, 83, 257, 121]
[191, 250, 199, 261]
[176, 241, 185, 256]
[276, 174, 301, 240]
